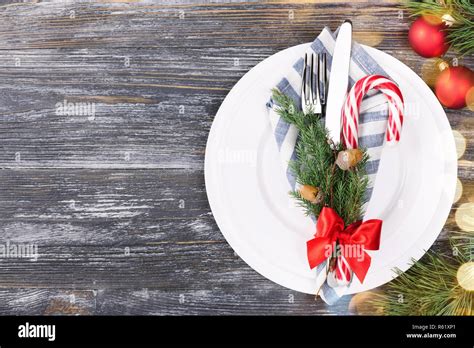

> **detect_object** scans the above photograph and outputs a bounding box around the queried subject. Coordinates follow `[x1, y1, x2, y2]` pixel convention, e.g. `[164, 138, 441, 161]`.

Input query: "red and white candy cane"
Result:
[341, 75, 404, 149]
[326, 254, 352, 288]
[328, 75, 404, 289]
[335, 254, 351, 285]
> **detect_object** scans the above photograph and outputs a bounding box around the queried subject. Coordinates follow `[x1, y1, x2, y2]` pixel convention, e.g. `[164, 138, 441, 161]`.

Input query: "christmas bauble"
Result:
[457, 262, 474, 291]
[435, 66, 474, 109]
[408, 16, 449, 58]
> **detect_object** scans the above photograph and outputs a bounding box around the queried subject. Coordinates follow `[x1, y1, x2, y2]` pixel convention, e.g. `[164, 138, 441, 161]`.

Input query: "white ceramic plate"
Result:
[205, 43, 457, 294]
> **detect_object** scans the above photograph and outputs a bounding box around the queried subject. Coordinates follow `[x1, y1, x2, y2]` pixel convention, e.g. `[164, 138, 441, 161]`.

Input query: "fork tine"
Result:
[310, 53, 316, 102]
[301, 53, 308, 110]
[312, 53, 318, 104]
[308, 53, 313, 105]
[312, 53, 322, 114]
[319, 53, 327, 108]
[305, 53, 312, 104]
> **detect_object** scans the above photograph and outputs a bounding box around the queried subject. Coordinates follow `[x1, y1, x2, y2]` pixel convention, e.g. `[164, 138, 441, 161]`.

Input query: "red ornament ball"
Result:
[435, 66, 474, 109]
[408, 16, 449, 58]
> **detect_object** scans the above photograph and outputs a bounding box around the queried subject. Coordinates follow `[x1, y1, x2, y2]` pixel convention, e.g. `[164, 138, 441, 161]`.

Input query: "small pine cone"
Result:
[299, 184, 323, 204]
[336, 149, 363, 171]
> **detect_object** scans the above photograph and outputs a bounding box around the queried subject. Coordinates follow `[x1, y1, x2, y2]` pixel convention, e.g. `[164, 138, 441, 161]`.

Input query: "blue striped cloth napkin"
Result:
[267, 27, 392, 304]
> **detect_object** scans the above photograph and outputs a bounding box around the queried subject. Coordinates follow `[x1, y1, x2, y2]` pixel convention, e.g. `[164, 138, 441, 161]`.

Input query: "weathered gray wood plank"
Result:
[0, 287, 355, 315]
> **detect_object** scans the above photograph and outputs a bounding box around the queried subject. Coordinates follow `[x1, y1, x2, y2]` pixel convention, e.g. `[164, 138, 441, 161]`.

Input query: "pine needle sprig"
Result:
[272, 89, 369, 225]
[450, 229, 473, 259]
[368, 230, 473, 316]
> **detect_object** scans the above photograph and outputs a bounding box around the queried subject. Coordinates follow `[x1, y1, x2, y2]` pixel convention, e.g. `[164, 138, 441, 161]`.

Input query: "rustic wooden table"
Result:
[0, 0, 471, 315]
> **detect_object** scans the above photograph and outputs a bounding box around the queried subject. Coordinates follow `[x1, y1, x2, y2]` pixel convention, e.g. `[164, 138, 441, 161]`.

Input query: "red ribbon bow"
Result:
[306, 207, 382, 283]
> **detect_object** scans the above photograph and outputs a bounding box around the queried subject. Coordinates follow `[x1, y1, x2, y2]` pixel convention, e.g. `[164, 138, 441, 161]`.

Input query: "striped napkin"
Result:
[267, 27, 392, 304]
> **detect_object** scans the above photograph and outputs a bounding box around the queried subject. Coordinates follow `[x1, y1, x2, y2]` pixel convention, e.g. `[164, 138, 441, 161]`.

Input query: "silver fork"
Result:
[301, 53, 327, 116]
[319, 53, 327, 115]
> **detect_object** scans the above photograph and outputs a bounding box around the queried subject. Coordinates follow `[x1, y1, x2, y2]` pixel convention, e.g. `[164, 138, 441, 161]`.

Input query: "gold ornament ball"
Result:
[349, 291, 384, 315]
[466, 86, 474, 111]
[421, 58, 448, 87]
[352, 15, 384, 47]
[455, 203, 474, 232]
[452, 130, 466, 159]
[457, 262, 474, 291]
[454, 178, 463, 204]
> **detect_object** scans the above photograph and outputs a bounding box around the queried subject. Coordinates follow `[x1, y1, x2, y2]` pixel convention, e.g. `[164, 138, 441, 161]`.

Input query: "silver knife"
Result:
[325, 20, 352, 144]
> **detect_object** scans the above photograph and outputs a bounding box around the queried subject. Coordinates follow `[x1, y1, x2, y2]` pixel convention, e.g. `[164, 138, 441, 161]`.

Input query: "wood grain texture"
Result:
[0, 0, 472, 315]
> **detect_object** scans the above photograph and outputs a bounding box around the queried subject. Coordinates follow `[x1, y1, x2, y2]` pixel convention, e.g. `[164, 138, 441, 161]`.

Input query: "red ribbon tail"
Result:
[346, 251, 371, 283]
[307, 237, 333, 270]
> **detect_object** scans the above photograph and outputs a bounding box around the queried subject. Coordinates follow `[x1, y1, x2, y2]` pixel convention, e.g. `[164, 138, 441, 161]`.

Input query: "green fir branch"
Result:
[272, 89, 369, 225]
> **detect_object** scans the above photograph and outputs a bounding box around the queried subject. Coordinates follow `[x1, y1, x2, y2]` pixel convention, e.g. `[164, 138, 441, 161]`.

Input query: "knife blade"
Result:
[325, 20, 352, 144]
